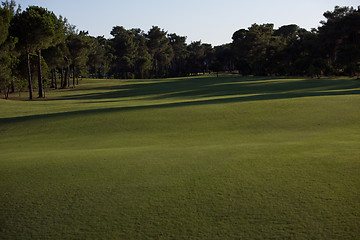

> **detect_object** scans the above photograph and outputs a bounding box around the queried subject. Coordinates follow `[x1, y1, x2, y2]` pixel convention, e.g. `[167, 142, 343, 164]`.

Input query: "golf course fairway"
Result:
[1, 75, 359, 239]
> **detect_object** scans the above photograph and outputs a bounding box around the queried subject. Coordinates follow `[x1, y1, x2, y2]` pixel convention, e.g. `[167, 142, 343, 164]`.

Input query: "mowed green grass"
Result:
[1, 75, 359, 239]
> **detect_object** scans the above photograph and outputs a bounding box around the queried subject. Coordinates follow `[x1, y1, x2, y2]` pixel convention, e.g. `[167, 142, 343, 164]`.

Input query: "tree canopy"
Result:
[1, 2, 359, 99]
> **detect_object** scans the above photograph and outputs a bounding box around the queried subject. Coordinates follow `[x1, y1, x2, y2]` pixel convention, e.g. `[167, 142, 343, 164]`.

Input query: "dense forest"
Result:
[0, 0, 359, 99]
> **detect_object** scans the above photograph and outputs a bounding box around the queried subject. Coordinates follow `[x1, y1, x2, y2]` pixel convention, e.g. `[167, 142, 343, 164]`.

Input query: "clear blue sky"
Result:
[14, 0, 360, 46]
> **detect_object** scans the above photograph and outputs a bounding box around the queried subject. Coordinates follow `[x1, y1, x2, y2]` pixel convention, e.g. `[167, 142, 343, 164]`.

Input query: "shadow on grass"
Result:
[46, 76, 360, 101]
[1, 76, 359, 123]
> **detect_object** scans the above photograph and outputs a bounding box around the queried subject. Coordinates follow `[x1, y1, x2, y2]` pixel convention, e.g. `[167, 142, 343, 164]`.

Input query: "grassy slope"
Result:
[0, 75, 359, 239]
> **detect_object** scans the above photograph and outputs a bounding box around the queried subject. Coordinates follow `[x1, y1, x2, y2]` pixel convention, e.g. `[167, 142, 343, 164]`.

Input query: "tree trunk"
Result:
[26, 50, 33, 100]
[62, 68, 65, 88]
[59, 68, 64, 88]
[64, 67, 69, 88]
[37, 49, 44, 98]
[72, 64, 76, 88]
[10, 80, 15, 93]
[67, 66, 70, 87]
[5, 85, 10, 99]
[62, 67, 68, 89]
[154, 53, 158, 77]
[50, 69, 54, 88]
[54, 69, 57, 89]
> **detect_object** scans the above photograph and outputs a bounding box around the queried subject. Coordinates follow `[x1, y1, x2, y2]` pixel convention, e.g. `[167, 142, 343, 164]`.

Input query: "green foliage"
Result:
[0, 5, 14, 98]
[0, 5, 10, 44]
[65, 32, 91, 87]
[168, 33, 189, 76]
[109, 26, 137, 78]
[186, 41, 213, 75]
[10, 6, 58, 52]
[236, 58, 251, 75]
[135, 55, 151, 79]
[233, 24, 302, 75]
[213, 44, 234, 72]
[2, 2, 360, 98]
[87, 36, 108, 78]
[229, 6, 360, 77]
[8, 5, 66, 98]
[1, 0, 20, 16]
[209, 60, 221, 76]
[146, 26, 174, 77]
[42, 42, 69, 70]
[66, 32, 91, 67]
[0, 40, 18, 94]
[318, 6, 360, 75]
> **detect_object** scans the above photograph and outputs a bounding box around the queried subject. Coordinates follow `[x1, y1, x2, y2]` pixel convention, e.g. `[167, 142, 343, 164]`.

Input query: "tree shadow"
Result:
[46, 76, 360, 102]
[2, 76, 359, 123]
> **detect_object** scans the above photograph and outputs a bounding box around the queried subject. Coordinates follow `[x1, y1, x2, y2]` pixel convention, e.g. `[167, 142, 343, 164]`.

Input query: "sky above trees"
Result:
[11, 0, 360, 45]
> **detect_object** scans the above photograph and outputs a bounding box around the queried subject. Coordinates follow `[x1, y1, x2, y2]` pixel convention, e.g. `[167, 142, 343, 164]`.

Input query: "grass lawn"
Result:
[1, 75, 359, 239]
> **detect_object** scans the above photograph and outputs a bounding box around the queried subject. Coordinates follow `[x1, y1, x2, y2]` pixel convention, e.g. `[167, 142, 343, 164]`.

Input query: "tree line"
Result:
[0, 0, 359, 99]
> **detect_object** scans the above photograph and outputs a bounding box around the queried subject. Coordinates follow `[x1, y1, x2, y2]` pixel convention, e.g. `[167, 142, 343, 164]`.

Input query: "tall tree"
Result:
[186, 41, 213, 75]
[146, 26, 174, 77]
[213, 44, 234, 72]
[110, 26, 136, 78]
[66, 31, 90, 87]
[246, 24, 276, 75]
[318, 6, 360, 76]
[1, 0, 21, 94]
[87, 36, 108, 78]
[131, 28, 151, 79]
[231, 23, 320, 76]
[168, 33, 188, 76]
[232, 28, 251, 75]
[10, 6, 64, 99]
[0, 4, 10, 45]
[43, 42, 69, 89]
[0, 4, 11, 98]
[273, 24, 304, 75]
